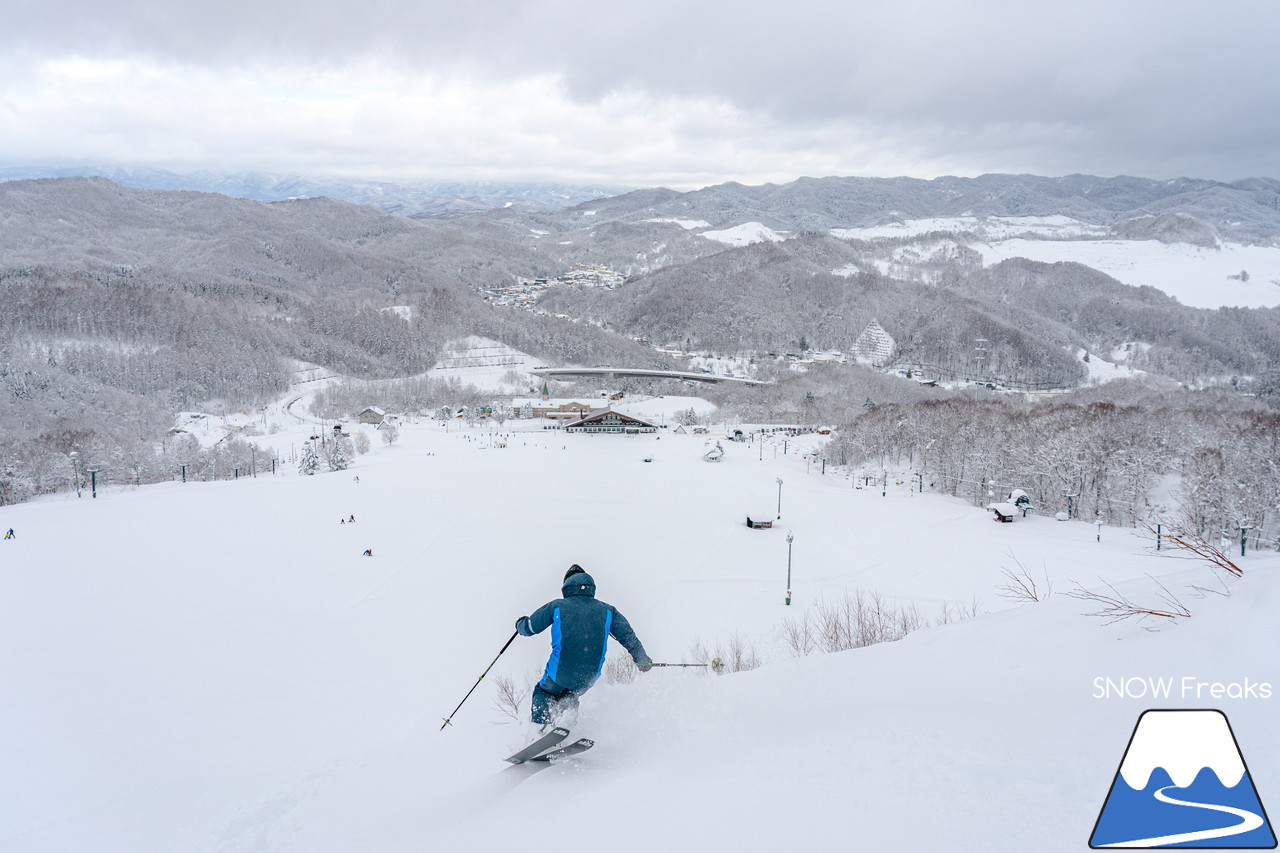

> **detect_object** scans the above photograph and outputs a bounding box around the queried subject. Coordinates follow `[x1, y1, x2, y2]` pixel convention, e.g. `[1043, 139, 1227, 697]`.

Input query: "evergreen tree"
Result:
[327, 435, 354, 471]
[299, 441, 320, 476]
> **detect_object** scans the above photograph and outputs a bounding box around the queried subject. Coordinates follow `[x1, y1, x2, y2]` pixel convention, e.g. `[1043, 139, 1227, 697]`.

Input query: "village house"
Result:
[358, 406, 385, 425]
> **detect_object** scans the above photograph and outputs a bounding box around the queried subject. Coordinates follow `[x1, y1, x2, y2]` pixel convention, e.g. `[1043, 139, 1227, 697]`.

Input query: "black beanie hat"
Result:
[564, 564, 586, 581]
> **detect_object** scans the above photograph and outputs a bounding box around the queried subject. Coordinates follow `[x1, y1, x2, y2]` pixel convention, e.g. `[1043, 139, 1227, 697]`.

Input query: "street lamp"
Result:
[1239, 519, 1255, 557]
[785, 531, 794, 606]
[776, 478, 783, 519]
[69, 451, 81, 498]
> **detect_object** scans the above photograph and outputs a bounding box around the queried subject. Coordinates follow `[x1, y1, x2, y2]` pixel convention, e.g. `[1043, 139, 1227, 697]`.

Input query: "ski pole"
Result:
[652, 657, 726, 674]
[440, 630, 519, 730]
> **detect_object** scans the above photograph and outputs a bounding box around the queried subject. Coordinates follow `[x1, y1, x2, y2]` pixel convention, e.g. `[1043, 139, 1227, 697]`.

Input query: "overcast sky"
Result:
[4, 0, 1277, 189]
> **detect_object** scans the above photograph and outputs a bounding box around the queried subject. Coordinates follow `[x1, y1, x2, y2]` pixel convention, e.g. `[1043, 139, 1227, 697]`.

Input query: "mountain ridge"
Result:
[0, 165, 630, 219]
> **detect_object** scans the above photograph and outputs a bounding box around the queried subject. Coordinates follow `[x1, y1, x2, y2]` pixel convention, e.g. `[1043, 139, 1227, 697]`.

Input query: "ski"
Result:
[530, 738, 594, 762]
[504, 727, 570, 764]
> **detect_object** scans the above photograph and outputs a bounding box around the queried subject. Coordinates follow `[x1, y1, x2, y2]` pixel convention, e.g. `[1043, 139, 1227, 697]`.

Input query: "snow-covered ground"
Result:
[646, 217, 713, 230]
[1077, 348, 1147, 385]
[430, 337, 549, 392]
[830, 215, 1280, 309]
[701, 222, 788, 247]
[973, 238, 1280, 309]
[1, 398, 1276, 852]
[832, 214, 1108, 242]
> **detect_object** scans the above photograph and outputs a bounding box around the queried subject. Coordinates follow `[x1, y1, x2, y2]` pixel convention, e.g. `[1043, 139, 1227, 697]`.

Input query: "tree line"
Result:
[820, 382, 1280, 546]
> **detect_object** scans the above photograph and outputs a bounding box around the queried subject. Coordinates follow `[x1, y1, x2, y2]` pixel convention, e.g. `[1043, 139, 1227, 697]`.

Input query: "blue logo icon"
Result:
[1091, 709, 1276, 848]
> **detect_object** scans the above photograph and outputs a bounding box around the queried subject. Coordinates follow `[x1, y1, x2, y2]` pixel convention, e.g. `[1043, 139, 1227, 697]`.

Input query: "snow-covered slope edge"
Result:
[302, 565, 1279, 853]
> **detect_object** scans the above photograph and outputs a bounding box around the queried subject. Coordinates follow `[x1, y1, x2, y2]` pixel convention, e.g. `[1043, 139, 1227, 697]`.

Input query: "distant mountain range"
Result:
[525, 173, 1280, 241]
[0, 165, 629, 218]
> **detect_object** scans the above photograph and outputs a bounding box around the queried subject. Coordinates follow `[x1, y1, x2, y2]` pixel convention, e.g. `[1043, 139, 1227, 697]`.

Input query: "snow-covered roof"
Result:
[564, 407, 659, 429]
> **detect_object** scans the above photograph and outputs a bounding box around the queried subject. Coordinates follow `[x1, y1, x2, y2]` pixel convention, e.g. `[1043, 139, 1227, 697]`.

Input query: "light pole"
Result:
[88, 469, 99, 499]
[776, 478, 783, 519]
[785, 531, 794, 606]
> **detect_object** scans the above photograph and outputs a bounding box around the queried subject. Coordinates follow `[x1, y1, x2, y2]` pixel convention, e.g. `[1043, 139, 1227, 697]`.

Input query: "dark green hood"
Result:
[562, 571, 596, 598]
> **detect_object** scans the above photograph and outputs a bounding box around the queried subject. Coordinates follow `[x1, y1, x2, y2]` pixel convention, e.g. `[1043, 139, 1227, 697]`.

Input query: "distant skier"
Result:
[3, 528, 13, 539]
[363, 549, 373, 556]
[515, 565, 652, 726]
[350, 514, 356, 523]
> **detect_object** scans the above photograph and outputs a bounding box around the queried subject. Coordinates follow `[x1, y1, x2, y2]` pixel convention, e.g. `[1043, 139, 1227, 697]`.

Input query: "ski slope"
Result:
[0, 404, 1276, 852]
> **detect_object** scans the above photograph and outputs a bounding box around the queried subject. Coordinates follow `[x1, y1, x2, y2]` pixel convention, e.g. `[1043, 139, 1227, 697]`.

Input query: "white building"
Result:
[853, 320, 895, 367]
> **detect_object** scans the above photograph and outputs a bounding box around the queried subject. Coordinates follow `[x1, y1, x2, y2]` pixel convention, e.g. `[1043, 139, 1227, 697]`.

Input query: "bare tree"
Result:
[996, 552, 1054, 603]
[1065, 576, 1192, 628]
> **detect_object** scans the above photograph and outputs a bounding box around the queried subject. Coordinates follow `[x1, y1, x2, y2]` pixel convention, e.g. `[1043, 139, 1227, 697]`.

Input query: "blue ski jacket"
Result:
[516, 572, 651, 692]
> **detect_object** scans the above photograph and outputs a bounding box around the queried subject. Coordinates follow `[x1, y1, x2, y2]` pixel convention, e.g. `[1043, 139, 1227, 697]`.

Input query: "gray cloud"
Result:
[5, 0, 1278, 184]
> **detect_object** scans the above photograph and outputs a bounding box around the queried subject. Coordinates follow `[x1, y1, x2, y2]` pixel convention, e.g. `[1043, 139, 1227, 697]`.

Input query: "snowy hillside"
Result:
[833, 215, 1280, 309]
[1, 397, 1276, 852]
[973, 237, 1280, 309]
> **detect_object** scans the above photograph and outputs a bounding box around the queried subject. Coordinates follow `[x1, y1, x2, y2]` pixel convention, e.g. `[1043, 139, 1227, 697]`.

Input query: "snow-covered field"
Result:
[830, 215, 1280, 309]
[974, 238, 1280, 309]
[1, 400, 1276, 852]
[701, 222, 788, 247]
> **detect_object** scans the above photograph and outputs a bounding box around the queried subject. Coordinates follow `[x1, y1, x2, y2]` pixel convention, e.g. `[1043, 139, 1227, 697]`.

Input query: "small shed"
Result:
[988, 502, 1017, 523]
[746, 513, 774, 529]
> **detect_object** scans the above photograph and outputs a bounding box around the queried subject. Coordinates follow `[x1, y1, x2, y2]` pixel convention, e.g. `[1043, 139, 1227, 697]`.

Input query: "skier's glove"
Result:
[637, 660, 654, 673]
[515, 617, 533, 636]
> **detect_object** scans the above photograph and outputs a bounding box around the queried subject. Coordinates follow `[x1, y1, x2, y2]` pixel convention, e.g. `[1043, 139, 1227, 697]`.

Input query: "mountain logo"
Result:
[1090, 709, 1276, 848]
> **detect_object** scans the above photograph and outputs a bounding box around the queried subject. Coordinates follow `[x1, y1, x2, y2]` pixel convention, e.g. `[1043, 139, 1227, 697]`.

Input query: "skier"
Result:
[3, 528, 13, 539]
[363, 549, 373, 556]
[515, 565, 652, 726]
[350, 514, 356, 523]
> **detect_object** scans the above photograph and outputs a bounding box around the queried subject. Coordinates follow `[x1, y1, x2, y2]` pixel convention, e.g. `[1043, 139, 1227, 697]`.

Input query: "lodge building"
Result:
[563, 408, 660, 434]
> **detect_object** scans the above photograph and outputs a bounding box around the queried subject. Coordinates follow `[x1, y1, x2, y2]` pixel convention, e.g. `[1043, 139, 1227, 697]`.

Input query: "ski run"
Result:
[1, 392, 1276, 853]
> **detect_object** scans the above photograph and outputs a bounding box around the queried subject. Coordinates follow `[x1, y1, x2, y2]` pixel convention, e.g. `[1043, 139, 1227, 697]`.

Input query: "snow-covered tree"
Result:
[298, 441, 320, 476]
[327, 435, 354, 471]
[381, 423, 400, 446]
